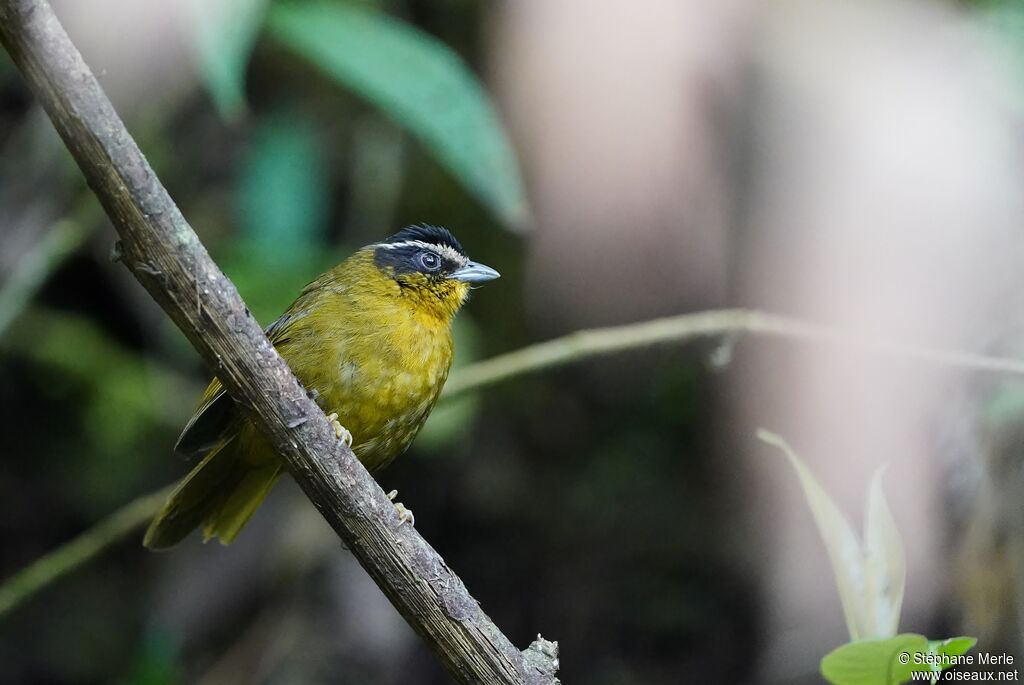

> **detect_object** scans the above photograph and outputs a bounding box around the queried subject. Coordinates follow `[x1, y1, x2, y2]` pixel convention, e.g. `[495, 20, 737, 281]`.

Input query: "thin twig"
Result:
[444, 309, 1024, 400]
[6, 308, 1024, 619]
[0, 486, 172, 617]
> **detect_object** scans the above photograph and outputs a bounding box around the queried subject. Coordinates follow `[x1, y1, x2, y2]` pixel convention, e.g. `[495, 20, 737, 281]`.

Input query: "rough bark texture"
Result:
[0, 1, 559, 682]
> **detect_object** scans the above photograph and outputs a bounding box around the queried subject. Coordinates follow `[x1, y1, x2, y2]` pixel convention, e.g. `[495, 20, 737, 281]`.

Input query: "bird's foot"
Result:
[326, 412, 353, 447]
[386, 489, 415, 527]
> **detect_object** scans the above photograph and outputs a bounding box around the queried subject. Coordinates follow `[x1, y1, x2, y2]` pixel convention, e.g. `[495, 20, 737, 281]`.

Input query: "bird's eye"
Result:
[418, 250, 442, 272]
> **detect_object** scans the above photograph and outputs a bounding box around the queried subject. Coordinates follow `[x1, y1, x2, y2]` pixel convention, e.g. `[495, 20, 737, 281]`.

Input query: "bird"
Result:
[143, 225, 499, 550]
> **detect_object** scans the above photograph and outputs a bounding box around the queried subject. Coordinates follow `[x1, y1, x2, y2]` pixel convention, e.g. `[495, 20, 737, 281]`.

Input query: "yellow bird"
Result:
[144, 225, 499, 549]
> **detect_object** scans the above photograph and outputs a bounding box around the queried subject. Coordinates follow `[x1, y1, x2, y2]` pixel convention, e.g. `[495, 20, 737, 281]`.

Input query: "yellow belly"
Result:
[239, 308, 454, 472]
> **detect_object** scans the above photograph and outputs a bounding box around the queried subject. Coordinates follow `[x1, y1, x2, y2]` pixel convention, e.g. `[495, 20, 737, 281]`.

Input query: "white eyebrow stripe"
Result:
[374, 240, 466, 265]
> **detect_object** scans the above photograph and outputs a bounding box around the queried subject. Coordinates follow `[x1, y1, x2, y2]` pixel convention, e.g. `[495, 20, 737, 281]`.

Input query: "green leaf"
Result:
[821, 634, 926, 685]
[229, 112, 333, 322]
[821, 634, 978, 685]
[268, 1, 528, 228]
[929, 636, 978, 666]
[236, 112, 330, 262]
[192, 0, 269, 120]
[219, 244, 330, 327]
[757, 429, 870, 640]
[919, 635, 979, 684]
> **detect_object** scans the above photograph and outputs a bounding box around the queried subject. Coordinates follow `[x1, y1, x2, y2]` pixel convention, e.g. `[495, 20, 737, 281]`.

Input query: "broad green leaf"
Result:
[757, 429, 869, 640]
[930, 636, 977, 660]
[925, 636, 979, 682]
[821, 634, 926, 685]
[226, 113, 333, 323]
[236, 112, 330, 262]
[268, 1, 528, 228]
[192, 0, 269, 120]
[821, 634, 978, 685]
[220, 242, 333, 326]
[864, 467, 906, 638]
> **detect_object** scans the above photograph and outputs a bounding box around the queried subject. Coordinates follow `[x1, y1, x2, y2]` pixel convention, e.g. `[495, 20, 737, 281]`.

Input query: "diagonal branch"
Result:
[0, 1, 558, 683]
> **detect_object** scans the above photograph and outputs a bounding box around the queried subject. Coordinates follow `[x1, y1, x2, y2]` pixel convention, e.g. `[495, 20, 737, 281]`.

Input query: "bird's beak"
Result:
[451, 260, 500, 283]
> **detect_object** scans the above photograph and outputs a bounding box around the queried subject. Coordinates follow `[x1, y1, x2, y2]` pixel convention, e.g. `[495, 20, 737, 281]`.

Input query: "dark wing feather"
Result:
[174, 380, 234, 456]
[175, 313, 299, 456]
[264, 312, 294, 343]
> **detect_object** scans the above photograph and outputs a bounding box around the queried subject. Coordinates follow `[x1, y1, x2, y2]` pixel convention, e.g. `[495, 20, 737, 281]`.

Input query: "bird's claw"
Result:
[386, 489, 415, 527]
[326, 412, 353, 447]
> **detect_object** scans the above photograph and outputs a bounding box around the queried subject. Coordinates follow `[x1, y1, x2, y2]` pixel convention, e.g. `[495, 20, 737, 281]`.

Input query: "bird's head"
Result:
[371, 225, 499, 321]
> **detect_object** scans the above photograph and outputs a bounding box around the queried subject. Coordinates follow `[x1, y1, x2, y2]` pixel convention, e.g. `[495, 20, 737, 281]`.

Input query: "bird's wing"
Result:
[264, 311, 295, 344]
[174, 378, 234, 456]
[175, 313, 301, 456]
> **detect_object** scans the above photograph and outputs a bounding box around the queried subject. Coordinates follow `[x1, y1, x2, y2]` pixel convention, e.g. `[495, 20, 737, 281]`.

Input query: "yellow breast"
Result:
[266, 251, 456, 471]
[318, 312, 453, 471]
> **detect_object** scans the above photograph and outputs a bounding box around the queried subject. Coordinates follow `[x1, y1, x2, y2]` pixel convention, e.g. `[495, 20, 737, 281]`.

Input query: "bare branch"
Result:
[0, 1, 558, 682]
[444, 309, 1024, 400]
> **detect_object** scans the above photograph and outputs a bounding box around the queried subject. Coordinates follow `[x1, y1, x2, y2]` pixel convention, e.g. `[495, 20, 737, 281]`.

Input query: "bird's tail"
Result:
[143, 442, 282, 550]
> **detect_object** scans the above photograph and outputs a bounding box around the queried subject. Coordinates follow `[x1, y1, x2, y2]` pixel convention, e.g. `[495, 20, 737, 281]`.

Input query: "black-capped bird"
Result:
[144, 225, 499, 549]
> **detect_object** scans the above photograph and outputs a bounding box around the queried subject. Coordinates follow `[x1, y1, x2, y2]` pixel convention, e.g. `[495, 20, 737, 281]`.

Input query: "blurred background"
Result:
[3, 0, 1024, 682]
